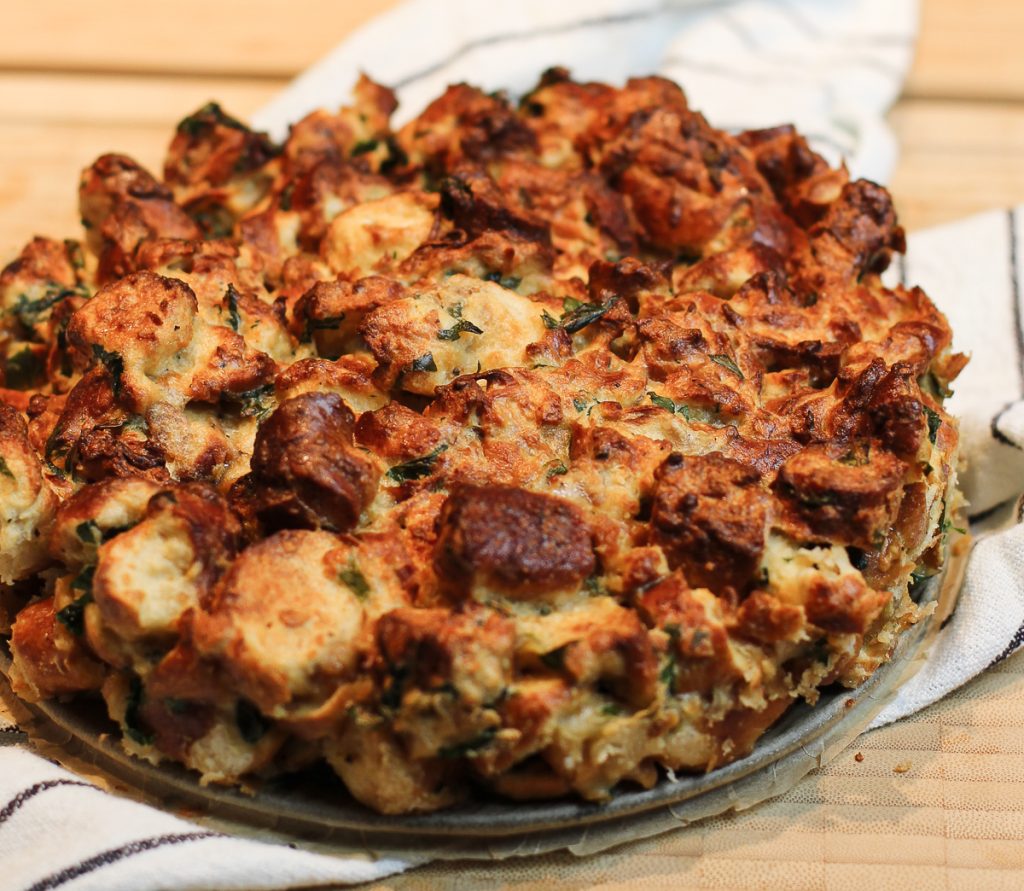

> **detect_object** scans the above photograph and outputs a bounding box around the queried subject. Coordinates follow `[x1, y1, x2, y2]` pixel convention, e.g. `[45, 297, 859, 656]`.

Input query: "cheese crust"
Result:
[0, 70, 965, 814]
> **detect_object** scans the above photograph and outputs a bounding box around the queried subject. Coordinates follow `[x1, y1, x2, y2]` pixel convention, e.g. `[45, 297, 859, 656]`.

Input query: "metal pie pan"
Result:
[1, 570, 949, 843]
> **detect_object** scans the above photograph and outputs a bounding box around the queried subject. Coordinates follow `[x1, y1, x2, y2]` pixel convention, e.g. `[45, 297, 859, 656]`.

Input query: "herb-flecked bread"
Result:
[0, 69, 966, 814]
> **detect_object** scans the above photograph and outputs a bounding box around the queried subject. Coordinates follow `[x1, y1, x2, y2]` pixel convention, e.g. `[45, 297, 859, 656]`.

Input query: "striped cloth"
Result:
[870, 208, 1024, 726]
[12, 0, 1024, 888]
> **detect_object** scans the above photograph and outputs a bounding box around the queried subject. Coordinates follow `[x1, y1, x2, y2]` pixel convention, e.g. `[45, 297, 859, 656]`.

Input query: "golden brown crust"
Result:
[434, 484, 595, 598]
[239, 392, 379, 532]
[0, 69, 966, 814]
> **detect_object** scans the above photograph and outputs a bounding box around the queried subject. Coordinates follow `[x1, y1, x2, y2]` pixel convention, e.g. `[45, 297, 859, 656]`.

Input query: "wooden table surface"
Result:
[3, 2, 1024, 888]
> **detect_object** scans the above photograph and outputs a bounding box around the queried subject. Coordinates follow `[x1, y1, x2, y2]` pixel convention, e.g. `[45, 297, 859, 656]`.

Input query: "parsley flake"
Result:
[409, 352, 437, 373]
[710, 353, 744, 379]
[386, 444, 448, 483]
[437, 319, 483, 341]
[924, 406, 942, 444]
[339, 560, 371, 600]
[56, 591, 93, 636]
[124, 676, 154, 746]
[92, 345, 125, 398]
[224, 284, 242, 332]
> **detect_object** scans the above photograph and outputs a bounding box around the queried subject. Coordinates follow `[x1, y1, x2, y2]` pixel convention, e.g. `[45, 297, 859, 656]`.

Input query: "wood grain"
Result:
[907, 0, 1024, 100]
[889, 100, 1024, 231]
[0, 0, 397, 78]
[0, 0, 1019, 100]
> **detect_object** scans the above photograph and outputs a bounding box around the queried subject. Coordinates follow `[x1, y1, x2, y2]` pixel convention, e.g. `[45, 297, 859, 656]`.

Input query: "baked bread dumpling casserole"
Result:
[0, 69, 966, 814]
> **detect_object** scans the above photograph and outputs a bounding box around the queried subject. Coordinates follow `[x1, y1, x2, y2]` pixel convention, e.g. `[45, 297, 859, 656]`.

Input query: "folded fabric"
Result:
[254, 0, 917, 183]
[871, 207, 1024, 725]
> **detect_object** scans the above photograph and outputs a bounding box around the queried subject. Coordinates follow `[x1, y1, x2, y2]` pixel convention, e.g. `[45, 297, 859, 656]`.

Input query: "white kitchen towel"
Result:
[18, 0, 1024, 888]
[870, 207, 1024, 726]
[254, 0, 918, 184]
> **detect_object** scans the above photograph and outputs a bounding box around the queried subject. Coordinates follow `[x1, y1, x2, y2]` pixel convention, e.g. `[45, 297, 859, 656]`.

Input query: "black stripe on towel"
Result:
[991, 402, 1024, 451]
[393, 3, 719, 90]
[0, 779, 94, 826]
[26, 832, 220, 891]
[967, 501, 1006, 525]
[989, 621, 1024, 669]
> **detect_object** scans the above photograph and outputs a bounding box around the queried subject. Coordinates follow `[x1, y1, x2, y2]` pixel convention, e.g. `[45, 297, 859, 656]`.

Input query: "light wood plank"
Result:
[888, 99, 1024, 231]
[906, 0, 1024, 101]
[1, 0, 1022, 102]
[0, 73, 283, 127]
[0, 0, 396, 78]
[0, 122, 166, 261]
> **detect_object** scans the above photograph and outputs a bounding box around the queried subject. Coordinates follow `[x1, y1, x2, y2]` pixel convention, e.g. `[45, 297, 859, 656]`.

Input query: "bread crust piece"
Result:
[0, 69, 966, 814]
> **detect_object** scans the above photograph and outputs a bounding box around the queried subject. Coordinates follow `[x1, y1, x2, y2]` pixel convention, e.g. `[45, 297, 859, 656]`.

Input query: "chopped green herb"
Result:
[55, 591, 93, 636]
[75, 520, 102, 546]
[302, 313, 345, 344]
[572, 397, 589, 413]
[647, 392, 693, 420]
[9, 282, 88, 329]
[447, 303, 463, 319]
[409, 352, 437, 373]
[124, 676, 154, 746]
[224, 284, 241, 332]
[351, 139, 379, 156]
[438, 727, 497, 759]
[649, 392, 677, 413]
[940, 516, 967, 536]
[65, 239, 85, 270]
[226, 383, 275, 419]
[235, 698, 270, 744]
[92, 345, 125, 398]
[920, 371, 952, 400]
[601, 703, 624, 717]
[923, 406, 942, 445]
[562, 297, 583, 312]
[483, 271, 521, 291]
[437, 319, 484, 341]
[541, 310, 560, 329]
[910, 567, 935, 587]
[339, 560, 371, 600]
[710, 353, 744, 379]
[176, 102, 250, 137]
[546, 462, 568, 478]
[838, 445, 870, 466]
[71, 564, 95, 593]
[379, 662, 408, 711]
[559, 297, 617, 334]
[798, 490, 838, 508]
[660, 653, 678, 691]
[0, 456, 13, 480]
[584, 574, 604, 597]
[540, 646, 568, 670]
[5, 348, 42, 389]
[386, 444, 448, 483]
[380, 136, 409, 174]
